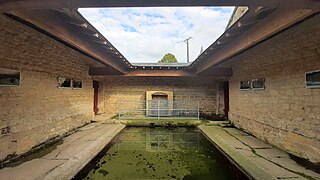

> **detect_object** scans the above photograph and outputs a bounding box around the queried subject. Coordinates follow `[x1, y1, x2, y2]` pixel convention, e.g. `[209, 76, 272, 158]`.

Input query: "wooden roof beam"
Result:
[89, 67, 125, 76]
[198, 67, 233, 77]
[125, 70, 194, 77]
[1, 0, 319, 13]
[0, 0, 281, 12]
[89, 67, 232, 77]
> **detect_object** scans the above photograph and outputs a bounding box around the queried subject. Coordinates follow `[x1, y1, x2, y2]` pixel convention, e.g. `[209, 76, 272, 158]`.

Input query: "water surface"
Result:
[82, 127, 238, 179]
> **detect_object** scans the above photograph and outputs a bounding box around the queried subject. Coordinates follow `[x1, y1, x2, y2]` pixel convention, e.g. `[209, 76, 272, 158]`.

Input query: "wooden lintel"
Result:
[198, 68, 233, 77]
[89, 67, 124, 76]
[125, 70, 194, 77]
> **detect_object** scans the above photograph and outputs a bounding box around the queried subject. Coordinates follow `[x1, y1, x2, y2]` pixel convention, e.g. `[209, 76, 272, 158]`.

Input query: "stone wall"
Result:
[228, 15, 320, 163]
[0, 15, 94, 160]
[103, 77, 219, 117]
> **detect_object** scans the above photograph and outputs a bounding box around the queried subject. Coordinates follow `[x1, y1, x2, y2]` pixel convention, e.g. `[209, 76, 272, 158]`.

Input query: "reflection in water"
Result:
[117, 131, 200, 152]
[83, 127, 234, 180]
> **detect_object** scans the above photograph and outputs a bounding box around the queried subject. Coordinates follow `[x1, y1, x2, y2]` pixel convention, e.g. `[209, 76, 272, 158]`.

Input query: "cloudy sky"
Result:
[79, 7, 234, 63]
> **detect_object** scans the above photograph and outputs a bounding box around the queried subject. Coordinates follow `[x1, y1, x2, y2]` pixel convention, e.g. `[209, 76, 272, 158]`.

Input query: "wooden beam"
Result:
[89, 67, 124, 76]
[1, 0, 318, 12]
[91, 67, 232, 77]
[198, 67, 233, 77]
[90, 68, 195, 77]
[0, 0, 280, 12]
[195, 6, 318, 74]
[125, 70, 194, 77]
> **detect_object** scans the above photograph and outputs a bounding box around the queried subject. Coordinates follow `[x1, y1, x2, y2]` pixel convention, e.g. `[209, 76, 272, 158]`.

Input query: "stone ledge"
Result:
[0, 123, 126, 180]
[198, 125, 320, 180]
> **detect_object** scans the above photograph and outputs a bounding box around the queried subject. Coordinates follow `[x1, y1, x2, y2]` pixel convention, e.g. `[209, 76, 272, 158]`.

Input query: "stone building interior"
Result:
[0, 0, 319, 179]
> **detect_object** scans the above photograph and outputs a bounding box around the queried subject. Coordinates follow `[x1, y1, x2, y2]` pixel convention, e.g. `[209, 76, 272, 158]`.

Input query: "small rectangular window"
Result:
[240, 80, 251, 90]
[57, 77, 72, 88]
[0, 68, 20, 86]
[252, 78, 265, 90]
[72, 79, 83, 89]
[306, 70, 320, 88]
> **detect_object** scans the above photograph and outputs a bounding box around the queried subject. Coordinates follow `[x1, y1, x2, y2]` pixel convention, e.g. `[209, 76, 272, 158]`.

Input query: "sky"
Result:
[79, 7, 234, 63]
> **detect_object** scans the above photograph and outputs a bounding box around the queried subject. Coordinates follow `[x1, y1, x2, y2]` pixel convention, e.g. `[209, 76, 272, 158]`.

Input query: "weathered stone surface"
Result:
[248, 157, 300, 179]
[198, 125, 320, 180]
[0, 159, 66, 180]
[102, 76, 223, 117]
[43, 123, 125, 180]
[0, 123, 125, 180]
[78, 123, 101, 131]
[223, 127, 250, 136]
[228, 14, 320, 163]
[198, 125, 275, 179]
[237, 148, 257, 157]
[255, 148, 289, 159]
[236, 135, 272, 149]
[270, 158, 320, 179]
[44, 141, 91, 160]
[0, 14, 95, 161]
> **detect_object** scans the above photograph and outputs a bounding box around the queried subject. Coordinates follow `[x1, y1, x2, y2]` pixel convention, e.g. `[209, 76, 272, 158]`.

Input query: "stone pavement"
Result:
[0, 123, 125, 180]
[91, 114, 116, 123]
[198, 124, 320, 180]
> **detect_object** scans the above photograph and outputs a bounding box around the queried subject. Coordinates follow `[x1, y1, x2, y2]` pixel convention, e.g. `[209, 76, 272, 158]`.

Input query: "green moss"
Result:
[0, 123, 87, 168]
[0, 139, 63, 168]
[84, 127, 231, 179]
[122, 119, 202, 127]
[200, 113, 227, 121]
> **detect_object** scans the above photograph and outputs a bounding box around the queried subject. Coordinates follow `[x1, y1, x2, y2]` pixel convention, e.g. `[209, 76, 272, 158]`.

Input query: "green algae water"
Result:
[79, 127, 245, 180]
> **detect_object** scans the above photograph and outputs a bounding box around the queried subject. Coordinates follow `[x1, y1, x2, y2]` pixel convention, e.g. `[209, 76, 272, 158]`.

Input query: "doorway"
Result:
[150, 92, 169, 116]
[93, 80, 99, 115]
[223, 81, 229, 118]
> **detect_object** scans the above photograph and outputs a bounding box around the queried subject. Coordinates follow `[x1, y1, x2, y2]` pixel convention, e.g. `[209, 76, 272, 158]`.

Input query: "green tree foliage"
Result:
[158, 53, 178, 63]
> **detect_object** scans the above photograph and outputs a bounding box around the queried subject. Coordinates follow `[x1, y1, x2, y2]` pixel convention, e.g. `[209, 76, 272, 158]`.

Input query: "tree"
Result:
[158, 53, 178, 63]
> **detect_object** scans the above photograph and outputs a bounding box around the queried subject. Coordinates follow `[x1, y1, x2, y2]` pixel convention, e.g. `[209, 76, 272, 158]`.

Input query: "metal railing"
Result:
[118, 100, 200, 121]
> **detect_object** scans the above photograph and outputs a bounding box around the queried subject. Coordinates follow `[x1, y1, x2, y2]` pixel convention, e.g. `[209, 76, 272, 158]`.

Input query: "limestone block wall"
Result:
[228, 15, 320, 163]
[103, 77, 218, 117]
[0, 15, 94, 160]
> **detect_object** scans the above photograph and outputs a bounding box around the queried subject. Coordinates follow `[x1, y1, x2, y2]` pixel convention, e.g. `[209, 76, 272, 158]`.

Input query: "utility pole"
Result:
[183, 37, 192, 63]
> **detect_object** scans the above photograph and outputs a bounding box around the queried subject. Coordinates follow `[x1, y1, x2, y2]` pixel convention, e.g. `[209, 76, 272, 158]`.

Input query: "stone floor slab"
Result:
[78, 127, 114, 141]
[199, 125, 275, 179]
[236, 135, 272, 149]
[62, 128, 97, 142]
[0, 123, 126, 180]
[270, 157, 320, 179]
[205, 126, 251, 150]
[249, 157, 301, 179]
[78, 123, 101, 131]
[255, 148, 289, 159]
[0, 159, 66, 180]
[198, 124, 320, 180]
[43, 123, 125, 180]
[237, 148, 257, 157]
[44, 141, 91, 159]
[223, 127, 250, 136]
[42, 141, 74, 159]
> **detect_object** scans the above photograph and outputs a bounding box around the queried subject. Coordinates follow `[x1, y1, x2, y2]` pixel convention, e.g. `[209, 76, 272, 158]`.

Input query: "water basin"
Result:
[75, 127, 248, 179]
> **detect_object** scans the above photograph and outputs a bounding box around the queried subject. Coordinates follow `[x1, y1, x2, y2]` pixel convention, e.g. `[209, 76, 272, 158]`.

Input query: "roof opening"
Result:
[78, 7, 235, 64]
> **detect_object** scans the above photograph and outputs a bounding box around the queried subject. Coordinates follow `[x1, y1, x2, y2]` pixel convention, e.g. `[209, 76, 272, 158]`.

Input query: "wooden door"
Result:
[223, 81, 229, 118]
[93, 80, 99, 115]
